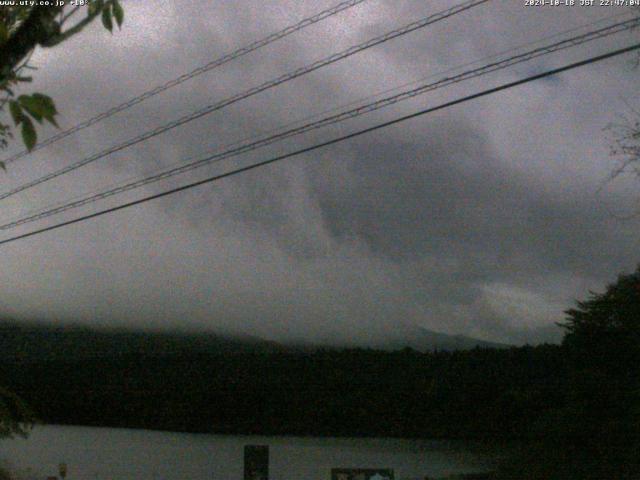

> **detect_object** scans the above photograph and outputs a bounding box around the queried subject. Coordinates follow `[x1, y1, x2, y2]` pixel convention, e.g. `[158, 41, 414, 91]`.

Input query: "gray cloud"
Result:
[0, 0, 638, 346]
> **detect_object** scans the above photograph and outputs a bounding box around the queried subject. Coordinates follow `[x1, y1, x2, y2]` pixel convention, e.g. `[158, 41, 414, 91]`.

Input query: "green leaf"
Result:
[30, 93, 58, 127]
[46, 116, 59, 128]
[0, 161, 6, 172]
[44, 114, 59, 128]
[113, 0, 124, 28]
[102, 6, 113, 32]
[18, 95, 44, 123]
[21, 117, 36, 151]
[31, 93, 56, 111]
[88, 0, 105, 16]
[9, 100, 23, 125]
[30, 93, 57, 115]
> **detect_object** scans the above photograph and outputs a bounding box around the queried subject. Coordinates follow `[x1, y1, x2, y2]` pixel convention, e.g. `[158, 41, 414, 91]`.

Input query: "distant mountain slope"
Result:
[287, 324, 509, 352]
[371, 325, 510, 351]
[0, 321, 284, 362]
[0, 321, 507, 362]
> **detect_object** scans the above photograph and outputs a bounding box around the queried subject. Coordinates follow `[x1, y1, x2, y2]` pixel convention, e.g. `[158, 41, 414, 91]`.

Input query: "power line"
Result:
[2, 15, 638, 231]
[1, 41, 638, 248]
[7, 8, 632, 226]
[0, 0, 370, 166]
[3, 14, 636, 229]
[0, 0, 489, 202]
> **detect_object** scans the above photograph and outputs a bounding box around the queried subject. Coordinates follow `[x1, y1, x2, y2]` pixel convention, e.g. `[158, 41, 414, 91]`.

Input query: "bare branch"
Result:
[59, 6, 81, 27]
[43, 3, 110, 47]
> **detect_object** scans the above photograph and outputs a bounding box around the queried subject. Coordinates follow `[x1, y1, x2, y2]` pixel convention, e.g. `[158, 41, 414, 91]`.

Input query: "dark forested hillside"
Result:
[0, 329, 563, 440]
[1, 264, 638, 480]
[0, 322, 285, 361]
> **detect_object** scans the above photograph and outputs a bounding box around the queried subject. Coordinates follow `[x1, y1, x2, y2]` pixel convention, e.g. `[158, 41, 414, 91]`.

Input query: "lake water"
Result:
[0, 425, 492, 480]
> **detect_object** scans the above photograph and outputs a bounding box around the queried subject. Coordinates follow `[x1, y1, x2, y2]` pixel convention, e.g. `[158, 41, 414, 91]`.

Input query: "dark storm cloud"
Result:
[308, 116, 502, 262]
[0, 0, 638, 345]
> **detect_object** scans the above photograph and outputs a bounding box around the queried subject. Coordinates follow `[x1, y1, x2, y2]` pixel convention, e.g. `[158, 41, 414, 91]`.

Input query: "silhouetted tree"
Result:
[0, 385, 33, 438]
[560, 264, 640, 364]
[497, 266, 640, 479]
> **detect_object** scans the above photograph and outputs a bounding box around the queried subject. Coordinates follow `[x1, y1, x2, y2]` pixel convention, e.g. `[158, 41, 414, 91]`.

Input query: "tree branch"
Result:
[0, 7, 63, 80]
[42, 6, 105, 48]
[59, 6, 81, 27]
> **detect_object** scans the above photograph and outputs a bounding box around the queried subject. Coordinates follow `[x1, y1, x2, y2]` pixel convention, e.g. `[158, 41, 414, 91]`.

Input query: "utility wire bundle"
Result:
[0, 0, 489, 202]
[0, 0, 638, 246]
[0, 0, 370, 166]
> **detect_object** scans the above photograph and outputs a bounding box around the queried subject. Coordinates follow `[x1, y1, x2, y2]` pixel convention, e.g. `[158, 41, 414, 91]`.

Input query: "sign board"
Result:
[244, 445, 269, 480]
[331, 468, 394, 480]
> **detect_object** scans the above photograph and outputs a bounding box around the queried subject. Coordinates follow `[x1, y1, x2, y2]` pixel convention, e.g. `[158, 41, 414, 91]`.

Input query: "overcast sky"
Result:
[0, 0, 639, 345]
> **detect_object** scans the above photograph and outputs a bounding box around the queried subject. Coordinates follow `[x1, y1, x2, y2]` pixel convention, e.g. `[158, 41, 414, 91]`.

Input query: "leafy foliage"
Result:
[0, 265, 638, 477]
[560, 264, 640, 351]
[0, 326, 564, 440]
[495, 265, 640, 479]
[7, 94, 58, 152]
[0, 2, 124, 154]
[0, 385, 34, 439]
[100, 0, 126, 33]
[0, 0, 124, 440]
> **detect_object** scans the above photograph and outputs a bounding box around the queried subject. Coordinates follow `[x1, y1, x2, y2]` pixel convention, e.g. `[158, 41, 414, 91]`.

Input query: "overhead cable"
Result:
[1, 41, 638, 247]
[0, 0, 370, 166]
[2, 15, 637, 231]
[0, 0, 489, 202]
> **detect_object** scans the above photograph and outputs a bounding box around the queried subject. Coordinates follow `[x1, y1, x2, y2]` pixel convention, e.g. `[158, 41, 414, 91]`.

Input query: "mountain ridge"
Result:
[0, 320, 509, 362]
